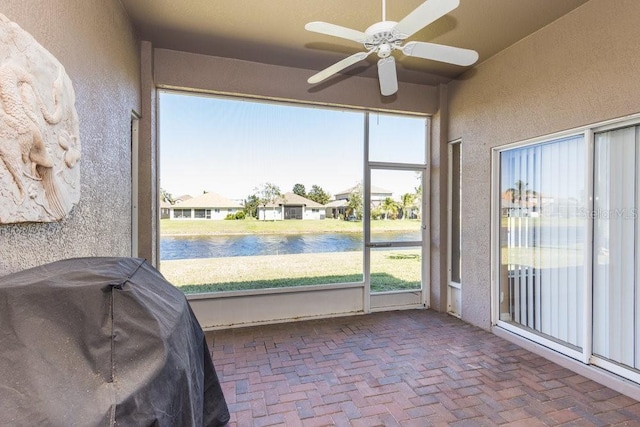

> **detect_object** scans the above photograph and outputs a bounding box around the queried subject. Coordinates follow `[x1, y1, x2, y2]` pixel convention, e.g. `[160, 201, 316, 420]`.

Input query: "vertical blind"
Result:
[499, 135, 585, 348]
[593, 125, 640, 369]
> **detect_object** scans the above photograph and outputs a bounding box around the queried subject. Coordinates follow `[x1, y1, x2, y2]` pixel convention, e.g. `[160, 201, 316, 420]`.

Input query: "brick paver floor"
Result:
[207, 309, 640, 426]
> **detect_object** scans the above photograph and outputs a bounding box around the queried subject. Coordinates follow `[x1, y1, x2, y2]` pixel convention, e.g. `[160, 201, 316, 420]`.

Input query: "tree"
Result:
[255, 182, 282, 221]
[414, 183, 422, 220]
[505, 180, 538, 216]
[292, 183, 306, 197]
[160, 188, 174, 204]
[347, 184, 363, 219]
[506, 180, 537, 204]
[307, 185, 331, 205]
[243, 194, 260, 219]
[400, 193, 416, 220]
[381, 197, 399, 220]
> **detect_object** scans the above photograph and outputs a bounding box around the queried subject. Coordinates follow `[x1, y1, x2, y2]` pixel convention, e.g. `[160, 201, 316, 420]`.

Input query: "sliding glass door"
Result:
[593, 125, 640, 372]
[495, 118, 640, 384]
[497, 135, 586, 353]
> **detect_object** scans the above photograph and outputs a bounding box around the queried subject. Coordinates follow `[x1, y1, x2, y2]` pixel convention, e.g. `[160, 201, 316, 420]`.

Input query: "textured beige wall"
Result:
[447, 0, 640, 329]
[429, 84, 448, 312]
[0, 1, 140, 275]
[137, 41, 157, 265]
[153, 48, 439, 115]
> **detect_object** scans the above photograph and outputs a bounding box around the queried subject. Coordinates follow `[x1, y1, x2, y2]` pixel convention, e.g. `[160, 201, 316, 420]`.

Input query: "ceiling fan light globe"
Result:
[377, 43, 392, 58]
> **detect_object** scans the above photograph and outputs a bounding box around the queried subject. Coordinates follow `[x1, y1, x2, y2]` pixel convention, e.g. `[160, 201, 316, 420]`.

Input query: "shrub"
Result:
[371, 208, 382, 220]
[224, 213, 236, 220]
[235, 211, 246, 220]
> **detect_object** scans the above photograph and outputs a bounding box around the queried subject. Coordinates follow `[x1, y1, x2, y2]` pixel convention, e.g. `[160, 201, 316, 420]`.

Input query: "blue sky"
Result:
[159, 92, 426, 200]
[500, 134, 585, 201]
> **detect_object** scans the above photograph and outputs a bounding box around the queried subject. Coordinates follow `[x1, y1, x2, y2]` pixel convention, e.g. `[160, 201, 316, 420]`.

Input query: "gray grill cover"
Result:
[0, 257, 229, 426]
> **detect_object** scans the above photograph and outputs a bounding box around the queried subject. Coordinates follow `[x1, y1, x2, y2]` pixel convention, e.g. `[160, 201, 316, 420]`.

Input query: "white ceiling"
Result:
[120, 0, 589, 86]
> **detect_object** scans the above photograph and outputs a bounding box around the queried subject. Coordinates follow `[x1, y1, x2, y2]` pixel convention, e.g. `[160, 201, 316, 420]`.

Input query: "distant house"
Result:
[169, 192, 242, 220]
[257, 192, 325, 221]
[333, 185, 392, 206]
[327, 185, 393, 219]
[325, 199, 349, 219]
[160, 200, 172, 219]
[160, 194, 192, 219]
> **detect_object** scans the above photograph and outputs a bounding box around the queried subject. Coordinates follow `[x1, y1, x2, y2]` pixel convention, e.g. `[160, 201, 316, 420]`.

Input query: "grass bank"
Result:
[160, 249, 421, 294]
[160, 218, 421, 236]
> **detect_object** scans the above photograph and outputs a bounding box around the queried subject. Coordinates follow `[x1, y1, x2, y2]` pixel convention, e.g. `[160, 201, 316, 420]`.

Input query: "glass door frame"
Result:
[490, 129, 591, 362]
[588, 119, 640, 383]
[363, 113, 430, 312]
[491, 115, 640, 378]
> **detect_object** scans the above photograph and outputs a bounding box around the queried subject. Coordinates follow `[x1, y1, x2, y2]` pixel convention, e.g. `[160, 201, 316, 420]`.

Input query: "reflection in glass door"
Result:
[366, 112, 428, 311]
[497, 135, 586, 353]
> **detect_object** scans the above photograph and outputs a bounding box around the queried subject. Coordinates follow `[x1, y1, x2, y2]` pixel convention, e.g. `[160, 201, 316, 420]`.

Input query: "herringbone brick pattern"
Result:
[208, 310, 640, 426]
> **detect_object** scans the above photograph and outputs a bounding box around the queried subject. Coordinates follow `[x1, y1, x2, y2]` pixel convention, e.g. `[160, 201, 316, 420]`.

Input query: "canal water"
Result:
[160, 231, 420, 260]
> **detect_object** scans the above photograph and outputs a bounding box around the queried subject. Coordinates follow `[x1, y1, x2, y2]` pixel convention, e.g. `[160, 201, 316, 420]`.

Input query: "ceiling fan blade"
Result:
[393, 0, 459, 39]
[308, 51, 371, 84]
[402, 41, 478, 66]
[305, 21, 367, 43]
[377, 57, 398, 96]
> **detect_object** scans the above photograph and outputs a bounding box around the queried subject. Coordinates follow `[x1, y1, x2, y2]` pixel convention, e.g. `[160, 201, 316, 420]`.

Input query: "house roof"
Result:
[262, 192, 325, 208]
[334, 185, 392, 200]
[325, 199, 348, 208]
[173, 192, 242, 209]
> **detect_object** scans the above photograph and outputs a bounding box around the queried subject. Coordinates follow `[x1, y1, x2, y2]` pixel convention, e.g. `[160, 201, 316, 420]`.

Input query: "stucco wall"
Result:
[0, 1, 140, 275]
[429, 84, 448, 312]
[153, 48, 439, 115]
[447, 0, 640, 329]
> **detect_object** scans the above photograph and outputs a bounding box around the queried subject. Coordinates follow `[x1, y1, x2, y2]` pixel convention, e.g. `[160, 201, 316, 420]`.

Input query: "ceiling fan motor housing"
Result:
[364, 21, 404, 56]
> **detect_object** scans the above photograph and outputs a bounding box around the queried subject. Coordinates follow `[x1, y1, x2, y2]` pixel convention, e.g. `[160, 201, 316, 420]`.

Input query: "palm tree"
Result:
[381, 197, 399, 220]
[347, 183, 363, 220]
[506, 180, 538, 204]
[414, 183, 422, 220]
[400, 193, 416, 220]
[505, 180, 539, 215]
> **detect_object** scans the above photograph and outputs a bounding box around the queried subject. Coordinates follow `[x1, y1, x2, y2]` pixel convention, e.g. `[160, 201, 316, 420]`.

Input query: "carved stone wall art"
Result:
[0, 13, 80, 223]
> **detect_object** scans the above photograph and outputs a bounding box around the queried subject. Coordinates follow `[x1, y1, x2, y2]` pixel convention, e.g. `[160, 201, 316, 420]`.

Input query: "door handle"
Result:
[367, 242, 392, 248]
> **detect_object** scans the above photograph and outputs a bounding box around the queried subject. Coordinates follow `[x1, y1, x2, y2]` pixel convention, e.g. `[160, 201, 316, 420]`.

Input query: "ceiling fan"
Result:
[305, 0, 478, 96]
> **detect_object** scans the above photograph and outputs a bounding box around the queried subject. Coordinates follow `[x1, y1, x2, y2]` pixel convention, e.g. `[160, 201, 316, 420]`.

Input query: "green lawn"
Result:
[160, 250, 422, 294]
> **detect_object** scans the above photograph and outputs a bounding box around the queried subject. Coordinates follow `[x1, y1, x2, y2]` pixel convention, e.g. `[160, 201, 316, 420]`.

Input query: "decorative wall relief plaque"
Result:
[0, 14, 80, 223]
